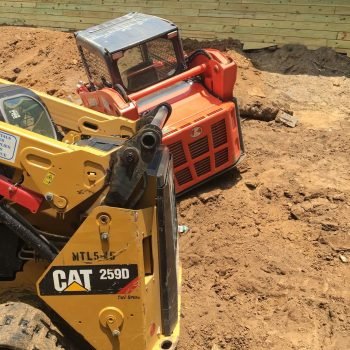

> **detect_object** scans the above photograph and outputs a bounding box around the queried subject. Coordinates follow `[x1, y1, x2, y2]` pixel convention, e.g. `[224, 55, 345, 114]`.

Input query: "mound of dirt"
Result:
[0, 26, 84, 98]
[247, 44, 350, 77]
[182, 38, 243, 53]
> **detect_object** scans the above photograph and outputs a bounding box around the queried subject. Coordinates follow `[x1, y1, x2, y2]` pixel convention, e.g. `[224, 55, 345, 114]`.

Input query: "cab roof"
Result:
[75, 12, 178, 54]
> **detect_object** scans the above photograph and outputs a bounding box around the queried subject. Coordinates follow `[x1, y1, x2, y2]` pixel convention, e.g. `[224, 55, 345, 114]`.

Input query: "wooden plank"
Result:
[199, 10, 348, 23]
[0, 16, 87, 30]
[165, 0, 215, 3]
[335, 6, 350, 15]
[328, 39, 350, 49]
[3, 0, 96, 3]
[1, 6, 65, 16]
[35, 2, 199, 14]
[235, 25, 338, 40]
[337, 31, 350, 40]
[199, 10, 259, 18]
[229, 33, 329, 46]
[143, 7, 200, 16]
[181, 30, 218, 39]
[238, 18, 350, 31]
[168, 15, 240, 26]
[241, 0, 350, 4]
[0, 1, 37, 7]
[200, 10, 350, 24]
[132, 1, 218, 9]
[282, 13, 350, 24]
[179, 23, 235, 32]
[61, 9, 126, 18]
[35, 2, 143, 12]
[216, 3, 336, 15]
[0, 12, 104, 25]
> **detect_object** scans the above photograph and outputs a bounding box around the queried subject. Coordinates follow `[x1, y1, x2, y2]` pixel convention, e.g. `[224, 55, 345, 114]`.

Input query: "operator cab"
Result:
[75, 12, 187, 93]
[0, 84, 58, 139]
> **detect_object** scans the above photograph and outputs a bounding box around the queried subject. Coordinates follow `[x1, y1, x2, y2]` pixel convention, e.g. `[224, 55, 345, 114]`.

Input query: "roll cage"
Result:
[75, 12, 187, 94]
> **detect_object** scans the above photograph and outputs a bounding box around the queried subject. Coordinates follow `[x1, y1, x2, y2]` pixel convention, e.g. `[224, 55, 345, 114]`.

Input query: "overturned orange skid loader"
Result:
[75, 12, 245, 194]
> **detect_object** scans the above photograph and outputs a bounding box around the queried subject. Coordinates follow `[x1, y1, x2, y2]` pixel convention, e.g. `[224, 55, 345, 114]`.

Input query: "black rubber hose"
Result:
[186, 49, 212, 65]
[0, 204, 57, 261]
[114, 84, 131, 103]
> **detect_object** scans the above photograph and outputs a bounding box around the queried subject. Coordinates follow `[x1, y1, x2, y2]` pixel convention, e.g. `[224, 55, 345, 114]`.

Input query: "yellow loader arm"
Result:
[0, 78, 136, 138]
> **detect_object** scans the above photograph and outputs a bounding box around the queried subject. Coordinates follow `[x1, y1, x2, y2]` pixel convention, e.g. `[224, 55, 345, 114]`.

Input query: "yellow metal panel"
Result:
[37, 206, 180, 350]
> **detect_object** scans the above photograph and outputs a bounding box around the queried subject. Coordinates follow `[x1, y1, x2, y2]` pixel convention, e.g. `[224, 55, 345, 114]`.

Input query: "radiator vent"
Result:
[189, 136, 209, 159]
[167, 117, 230, 189]
[168, 141, 186, 168]
[215, 148, 229, 167]
[207, 108, 223, 117]
[211, 119, 227, 148]
[195, 157, 211, 177]
[175, 167, 192, 185]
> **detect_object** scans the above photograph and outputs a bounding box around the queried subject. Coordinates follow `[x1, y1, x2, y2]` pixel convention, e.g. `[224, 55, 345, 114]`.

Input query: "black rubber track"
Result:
[0, 302, 72, 350]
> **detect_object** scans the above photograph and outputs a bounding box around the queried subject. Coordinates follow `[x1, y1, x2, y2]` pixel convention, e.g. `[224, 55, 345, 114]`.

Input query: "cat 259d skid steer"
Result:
[0, 79, 180, 350]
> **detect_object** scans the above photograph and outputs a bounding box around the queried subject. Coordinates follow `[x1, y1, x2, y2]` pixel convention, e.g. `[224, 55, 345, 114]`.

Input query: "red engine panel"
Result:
[133, 81, 242, 193]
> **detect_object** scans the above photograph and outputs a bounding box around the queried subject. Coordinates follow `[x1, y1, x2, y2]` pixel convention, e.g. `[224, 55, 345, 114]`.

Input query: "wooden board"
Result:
[0, 0, 349, 55]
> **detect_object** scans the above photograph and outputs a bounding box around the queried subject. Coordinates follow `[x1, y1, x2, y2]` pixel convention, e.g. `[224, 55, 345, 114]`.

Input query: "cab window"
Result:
[2, 96, 57, 139]
[117, 37, 178, 92]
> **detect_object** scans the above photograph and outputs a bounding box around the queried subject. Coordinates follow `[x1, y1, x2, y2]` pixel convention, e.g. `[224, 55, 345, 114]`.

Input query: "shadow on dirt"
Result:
[178, 167, 242, 203]
[245, 44, 350, 77]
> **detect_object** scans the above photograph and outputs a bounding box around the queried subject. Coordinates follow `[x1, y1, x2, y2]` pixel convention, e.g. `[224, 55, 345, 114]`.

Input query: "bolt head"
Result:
[112, 329, 120, 337]
[101, 232, 109, 240]
[45, 192, 54, 201]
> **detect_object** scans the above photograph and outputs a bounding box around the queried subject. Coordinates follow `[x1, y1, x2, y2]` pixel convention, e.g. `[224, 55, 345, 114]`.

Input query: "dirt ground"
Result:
[1, 26, 349, 350]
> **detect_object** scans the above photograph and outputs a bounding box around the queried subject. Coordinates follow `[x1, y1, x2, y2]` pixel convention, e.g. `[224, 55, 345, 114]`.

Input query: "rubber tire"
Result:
[0, 302, 70, 350]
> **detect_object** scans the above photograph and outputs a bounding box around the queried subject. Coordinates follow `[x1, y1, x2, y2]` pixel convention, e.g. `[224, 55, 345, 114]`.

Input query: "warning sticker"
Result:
[43, 172, 55, 185]
[39, 264, 139, 296]
[0, 131, 19, 163]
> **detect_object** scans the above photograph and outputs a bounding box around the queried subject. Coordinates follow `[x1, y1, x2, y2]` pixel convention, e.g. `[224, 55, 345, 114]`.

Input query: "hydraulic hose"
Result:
[0, 204, 57, 261]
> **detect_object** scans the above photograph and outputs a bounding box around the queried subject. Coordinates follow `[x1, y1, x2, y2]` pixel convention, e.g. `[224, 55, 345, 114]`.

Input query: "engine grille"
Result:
[168, 141, 186, 168]
[194, 157, 211, 176]
[212, 119, 227, 148]
[175, 167, 193, 186]
[215, 148, 229, 167]
[168, 118, 230, 189]
[189, 137, 209, 159]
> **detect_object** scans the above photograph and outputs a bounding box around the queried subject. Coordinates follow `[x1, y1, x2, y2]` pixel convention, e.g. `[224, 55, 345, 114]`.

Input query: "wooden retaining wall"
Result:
[1, 1, 350, 54]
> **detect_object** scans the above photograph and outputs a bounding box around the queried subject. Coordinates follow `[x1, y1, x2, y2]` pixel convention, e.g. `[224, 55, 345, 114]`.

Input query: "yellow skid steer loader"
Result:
[0, 79, 180, 350]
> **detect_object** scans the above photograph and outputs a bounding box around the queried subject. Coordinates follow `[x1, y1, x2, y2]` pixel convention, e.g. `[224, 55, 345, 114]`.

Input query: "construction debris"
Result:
[276, 110, 298, 127]
[339, 254, 349, 263]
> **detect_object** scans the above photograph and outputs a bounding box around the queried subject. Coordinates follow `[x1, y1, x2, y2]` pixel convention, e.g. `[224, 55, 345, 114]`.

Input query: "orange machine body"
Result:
[79, 49, 244, 194]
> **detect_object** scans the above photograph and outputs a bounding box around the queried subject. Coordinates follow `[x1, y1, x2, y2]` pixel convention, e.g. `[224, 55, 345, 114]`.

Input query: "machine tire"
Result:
[0, 302, 71, 350]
